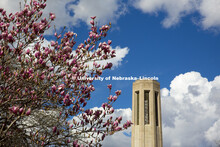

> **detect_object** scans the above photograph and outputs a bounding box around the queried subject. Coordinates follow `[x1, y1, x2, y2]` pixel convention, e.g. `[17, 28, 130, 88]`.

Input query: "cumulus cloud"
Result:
[162, 71, 220, 147]
[0, 0, 127, 34]
[132, 0, 220, 30]
[205, 119, 220, 146]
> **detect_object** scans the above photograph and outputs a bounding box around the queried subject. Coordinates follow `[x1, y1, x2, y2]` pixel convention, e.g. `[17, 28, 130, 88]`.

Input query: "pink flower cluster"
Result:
[0, 0, 131, 145]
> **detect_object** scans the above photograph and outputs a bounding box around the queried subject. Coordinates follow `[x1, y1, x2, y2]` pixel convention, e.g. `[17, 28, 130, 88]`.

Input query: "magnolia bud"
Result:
[26, 108, 31, 116]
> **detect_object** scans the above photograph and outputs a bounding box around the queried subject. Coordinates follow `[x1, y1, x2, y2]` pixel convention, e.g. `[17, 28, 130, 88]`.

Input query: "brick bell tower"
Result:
[131, 80, 163, 147]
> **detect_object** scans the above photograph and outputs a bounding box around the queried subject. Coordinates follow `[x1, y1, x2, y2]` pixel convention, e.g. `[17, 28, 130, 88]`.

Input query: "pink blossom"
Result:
[58, 84, 65, 90]
[70, 58, 77, 66]
[2, 32, 7, 38]
[123, 120, 132, 129]
[0, 51, 3, 56]
[49, 67, 54, 71]
[52, 85, 56, 92]
[53, 126, 57, 133]
[102, 103, 106, 109]
[57, 34, 61, 39]
[90, 20, 94, 26]
[63, 98, 72, 106]
[28, 68, 33, 74]
[115, 127, 122, 131]
[35, 51, 40, 58]
[72, 67, 77, 73]
[101, 134, 105, 140]
[49, 13, 56, 20]
[79, 98, 85, 104]
[61, 70, 66, 77]
[38, 11, 43, 16]
[107, 40, 112, 45]
[107, 84, 112, 90]
[83, 102, 87, 107]
[38, 58, 43, 64]
[112, 96, 117, 101]
[110, 108, 114, 113]
[115, 90, 121, 96]
[51, 41, 56, 46]
[60, 91, 65, 96]
[91, 16, 96, 19]
[85, 44, 90, 50]
[8, 34, 13, 41]
[11, 106, 19, 114]
[96, 70, 102, 76]
[16, 22, 21, 27]
[26, 108, 31, 116]
[26, 49, 30, 54]
[113, 121, 118, 126]
[108, 95, 113, 101]
[40, 74, 45, 80]
[118, 116, 122, 122]
[105, 63, 113, 69]
[65, 94, 70, 99]
[19, 108, 24, 114]
[73, 140, 78, 146]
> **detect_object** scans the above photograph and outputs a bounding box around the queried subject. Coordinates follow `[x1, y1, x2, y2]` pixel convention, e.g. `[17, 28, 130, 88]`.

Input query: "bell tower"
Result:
[131, 80, 163, 147]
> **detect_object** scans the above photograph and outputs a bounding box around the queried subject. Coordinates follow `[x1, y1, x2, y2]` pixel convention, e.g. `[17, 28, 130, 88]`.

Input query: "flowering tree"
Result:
[0, 0, 131, 146]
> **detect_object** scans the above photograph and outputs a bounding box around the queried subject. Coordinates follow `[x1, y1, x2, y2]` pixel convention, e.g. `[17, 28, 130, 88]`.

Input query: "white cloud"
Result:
[0, 0, 126, 34]
[68, 0, 127, 26]
[205, 119, 220, 146]
[162, 71, 220, 147]
[199, 0, 220, 30]
[132, 0, 220, 30]
[132, 0, 196, 28]
[161, 88, 169, 97]
[0, 0, 21, 14]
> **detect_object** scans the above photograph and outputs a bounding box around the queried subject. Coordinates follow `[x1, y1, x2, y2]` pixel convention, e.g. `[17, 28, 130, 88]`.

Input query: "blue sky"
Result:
[2, 0, 220, 146]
